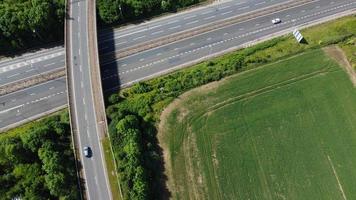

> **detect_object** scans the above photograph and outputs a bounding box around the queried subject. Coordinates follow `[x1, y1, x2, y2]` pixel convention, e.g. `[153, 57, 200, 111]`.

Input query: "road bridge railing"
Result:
[87, 0, 122, 198]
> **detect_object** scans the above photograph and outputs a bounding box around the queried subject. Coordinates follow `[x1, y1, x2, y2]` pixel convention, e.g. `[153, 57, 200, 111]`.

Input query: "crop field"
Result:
[159, 49, 356, 200]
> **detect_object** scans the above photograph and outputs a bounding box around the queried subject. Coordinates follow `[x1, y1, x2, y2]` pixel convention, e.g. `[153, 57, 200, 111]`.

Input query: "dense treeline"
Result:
[0, 0, 65, 53]
[106, 16, 356, 199]
[108, 110, 163, 199]
[0, 111, 79, 200]
[97, 0, 205, 24]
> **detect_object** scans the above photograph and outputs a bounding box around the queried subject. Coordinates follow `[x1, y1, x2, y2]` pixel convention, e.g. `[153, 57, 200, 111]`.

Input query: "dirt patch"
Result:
[157, 79, 226, 198]
[324, 45, 356, 87]
[184, 127, 207, 199]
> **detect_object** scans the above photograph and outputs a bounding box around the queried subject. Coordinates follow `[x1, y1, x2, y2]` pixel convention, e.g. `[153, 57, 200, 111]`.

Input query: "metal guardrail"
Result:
[87, 0, 122, 198]
[0, 68, 65, 96]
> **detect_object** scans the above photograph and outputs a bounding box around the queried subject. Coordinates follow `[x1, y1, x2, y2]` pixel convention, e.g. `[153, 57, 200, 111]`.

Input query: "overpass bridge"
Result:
[65, 0, 112, 199]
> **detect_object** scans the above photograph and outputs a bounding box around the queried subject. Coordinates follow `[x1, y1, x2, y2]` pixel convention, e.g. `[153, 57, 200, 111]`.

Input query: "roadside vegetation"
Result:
[102, 137, 123, 200]
[339, 36, 356, 69]
[160, 49, 356, 199]
[0, 110, 80, 199]
[106, 16, 355, 199]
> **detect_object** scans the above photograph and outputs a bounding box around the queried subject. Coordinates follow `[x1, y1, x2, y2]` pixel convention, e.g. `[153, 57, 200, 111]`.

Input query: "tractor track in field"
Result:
[191, 67, 338, 124]
[324, 45, 356, 87]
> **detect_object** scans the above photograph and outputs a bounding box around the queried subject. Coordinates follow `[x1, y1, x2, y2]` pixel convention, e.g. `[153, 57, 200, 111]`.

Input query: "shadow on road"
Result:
[98, 27, 121, 102]
[97, 26, 171, 199]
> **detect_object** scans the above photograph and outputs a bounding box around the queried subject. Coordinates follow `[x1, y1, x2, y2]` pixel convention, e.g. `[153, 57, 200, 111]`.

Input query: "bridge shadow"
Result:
[97, 26, 121, 101]
[140, 118, 172, 200]
[97, 24, 171, 199]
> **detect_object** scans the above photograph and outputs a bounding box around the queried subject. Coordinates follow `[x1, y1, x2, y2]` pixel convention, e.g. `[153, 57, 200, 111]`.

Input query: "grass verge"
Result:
[102, 138, 122, 200]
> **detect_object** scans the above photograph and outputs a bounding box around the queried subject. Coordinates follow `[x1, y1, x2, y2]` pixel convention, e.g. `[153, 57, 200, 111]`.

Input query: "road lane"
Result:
[66, 0, 112, 199]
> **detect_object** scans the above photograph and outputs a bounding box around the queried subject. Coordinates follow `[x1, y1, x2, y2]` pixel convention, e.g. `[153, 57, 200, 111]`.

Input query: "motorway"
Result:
[67, 0, 112, 199]
[0, 0, 285, 85]
[0, 0, 355, 131]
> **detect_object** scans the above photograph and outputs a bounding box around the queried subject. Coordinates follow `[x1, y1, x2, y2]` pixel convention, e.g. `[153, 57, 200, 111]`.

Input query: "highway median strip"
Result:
[0, 68, 65, 96]
[100, 0, 318, 63]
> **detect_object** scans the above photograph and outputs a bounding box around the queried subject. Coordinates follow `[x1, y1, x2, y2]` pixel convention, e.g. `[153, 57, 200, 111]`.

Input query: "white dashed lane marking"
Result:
[169, 25, 181, 30]
[132, 35, 146, 41]
[221, 11, 233, 15]
[152, 30, 164, 35]
[7, 73, 20, 78]
[238, 6, 250, 10]
[186, 20, 199, 25]
[204, 16, 216, 20]
[183, 15, 197, 20]
[0, 90, 66, 115]
[255, 1, 266, 6]
[166, 20, 178, 25]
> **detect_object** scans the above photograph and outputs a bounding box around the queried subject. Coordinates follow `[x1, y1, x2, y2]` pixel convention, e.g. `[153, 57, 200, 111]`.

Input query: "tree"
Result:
[116, 115, 140, 134]
[161, 0, 172, 11]
[98, 0, 121, 24]
[21, 125, 49, 152]
[0, 0, 64, 52]
[45, 172, 65, 196]
[109, 93, 122, 104]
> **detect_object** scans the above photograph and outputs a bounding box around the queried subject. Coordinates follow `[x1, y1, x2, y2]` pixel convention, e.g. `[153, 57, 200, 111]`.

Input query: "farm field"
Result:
[159, 49, 356, 200]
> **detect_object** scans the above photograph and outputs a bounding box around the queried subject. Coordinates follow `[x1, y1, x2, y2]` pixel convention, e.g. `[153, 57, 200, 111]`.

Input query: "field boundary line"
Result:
[205, 68, 334, 114]
[327, 155, 348, 200]
[187, 67, 338, 127]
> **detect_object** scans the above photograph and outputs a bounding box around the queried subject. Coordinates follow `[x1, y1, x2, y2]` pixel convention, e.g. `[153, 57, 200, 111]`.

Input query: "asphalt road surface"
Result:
[67, 0, 112, 199]
[0, 0, 355, 131]
[0, 0, 285, 85]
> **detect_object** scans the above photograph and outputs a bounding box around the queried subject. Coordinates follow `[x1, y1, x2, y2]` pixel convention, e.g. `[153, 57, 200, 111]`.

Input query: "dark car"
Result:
[83, 146, 92, 158]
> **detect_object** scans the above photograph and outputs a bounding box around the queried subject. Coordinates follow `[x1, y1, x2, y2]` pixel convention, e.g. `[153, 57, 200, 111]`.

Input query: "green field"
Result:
[159, 49, 356, 200]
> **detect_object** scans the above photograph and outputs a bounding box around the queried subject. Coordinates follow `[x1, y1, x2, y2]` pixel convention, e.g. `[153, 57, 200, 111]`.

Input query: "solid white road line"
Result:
[0, 104, 24, 114]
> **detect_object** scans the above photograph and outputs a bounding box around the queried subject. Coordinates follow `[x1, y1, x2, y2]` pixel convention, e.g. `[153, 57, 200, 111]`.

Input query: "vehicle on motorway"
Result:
[83, 146, 92, 158]
[272, 18, 281, 24]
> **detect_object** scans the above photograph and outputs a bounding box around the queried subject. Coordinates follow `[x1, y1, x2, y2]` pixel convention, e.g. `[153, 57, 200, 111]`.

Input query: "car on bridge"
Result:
[84, 146, 92, 158]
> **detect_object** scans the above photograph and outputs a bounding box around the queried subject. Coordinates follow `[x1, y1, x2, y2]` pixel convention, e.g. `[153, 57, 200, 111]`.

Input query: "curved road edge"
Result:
[87, 0, 121, 199]
[64, 0, 85, 199]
